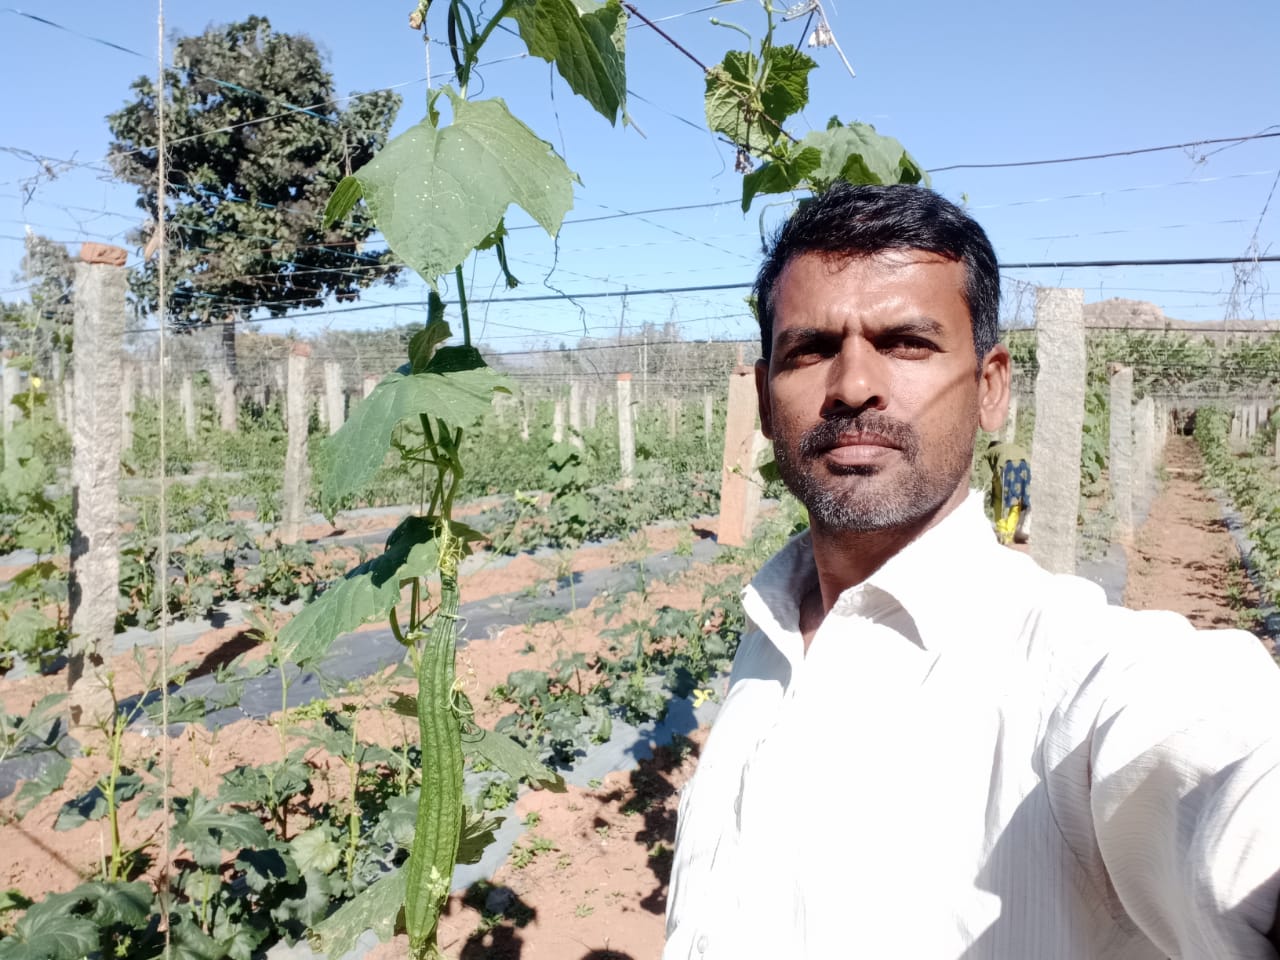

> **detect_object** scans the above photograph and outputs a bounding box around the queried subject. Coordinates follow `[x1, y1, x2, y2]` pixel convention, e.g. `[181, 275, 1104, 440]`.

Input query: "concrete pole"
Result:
[1029, 288, 1086, 575]
[552, 399, 566, 444]
[2, 359, 21, 449]
[51, 351, 66, 427]
[1230, 406, 1244, 446]
[281, 344, 311, 545]
[667, 397, 680, 437]
[703, 392, 714, 448]
[616, 374, 635, 487]
[217, 365, 237, 432]
[585, 387, 598, 430]
[324, 360, 344, 435]
[363, 373, 379, 399]
[67, 243, 127, 706]
[1108, 365, 1134, 542]
[120, 361, 136, 452]
[1134, 396, 1156, 497]
[180, 375, 196, 441]
[62, 379, 74, 436]
[718, 366, 764, 547]
[1000, 393, 1019, 444]
[568, 381, 583, 450]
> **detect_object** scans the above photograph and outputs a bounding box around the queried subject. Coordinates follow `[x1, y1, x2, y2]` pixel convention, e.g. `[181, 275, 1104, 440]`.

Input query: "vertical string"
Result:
[154, 1, 173, 954]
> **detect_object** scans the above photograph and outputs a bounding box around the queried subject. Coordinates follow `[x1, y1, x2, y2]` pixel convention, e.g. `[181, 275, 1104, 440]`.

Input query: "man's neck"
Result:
[806, 484, 971, 616]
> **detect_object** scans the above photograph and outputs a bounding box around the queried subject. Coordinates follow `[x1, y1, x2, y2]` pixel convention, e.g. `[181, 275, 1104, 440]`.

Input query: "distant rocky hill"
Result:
[1081, 297, 1280, 338]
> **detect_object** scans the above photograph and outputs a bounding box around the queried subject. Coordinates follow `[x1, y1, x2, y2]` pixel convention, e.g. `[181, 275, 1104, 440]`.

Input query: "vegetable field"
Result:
[1, 1, 1277, 958]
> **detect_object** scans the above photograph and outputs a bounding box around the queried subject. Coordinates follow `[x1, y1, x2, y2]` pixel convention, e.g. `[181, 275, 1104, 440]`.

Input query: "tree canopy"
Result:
[106, 16, 403, 371]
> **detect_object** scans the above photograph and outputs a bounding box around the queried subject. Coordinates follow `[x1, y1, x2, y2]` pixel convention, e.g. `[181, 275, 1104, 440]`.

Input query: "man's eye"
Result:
[885, 338, 936, 357]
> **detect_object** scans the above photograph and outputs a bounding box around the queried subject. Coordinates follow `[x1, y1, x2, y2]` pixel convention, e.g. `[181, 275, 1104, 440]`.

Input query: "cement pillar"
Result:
[51, 351, 66, 427]
[363, 373, 379, 399]
[2, 360, 21, 448]
[585, 387, 598, 430]
[120, 362, 136, 452]
[324, 361, 344, 435]
[1134, 396, 1156, 506]
[1000, 393, 1019, 444]
[703, 393, 714, 447]
[67, 244, 126, 700]
[718, 366, 766, 547]
[1231, 407, 1244, 445]
[667, 397, 680, 437]
[616, 374, 635, 486]
[180, 375, 196, 441]
[1029, 288, 1086, 575]
[568, 381, 583, 450]
[280, 344, 311, 545]
[217, 366, 237, 432]
[1108, 365, 1134, 542]
[62, 379, 74, 435]
[552, 399, 565, 444]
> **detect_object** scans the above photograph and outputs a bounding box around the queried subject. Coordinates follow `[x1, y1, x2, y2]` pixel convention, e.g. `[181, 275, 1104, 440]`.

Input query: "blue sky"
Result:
[1, 0, 1277, 355]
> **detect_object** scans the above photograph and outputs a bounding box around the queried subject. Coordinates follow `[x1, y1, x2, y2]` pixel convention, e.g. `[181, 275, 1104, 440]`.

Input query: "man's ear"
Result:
[754, 359, 774, 439]
[976, 344, 1011, 434]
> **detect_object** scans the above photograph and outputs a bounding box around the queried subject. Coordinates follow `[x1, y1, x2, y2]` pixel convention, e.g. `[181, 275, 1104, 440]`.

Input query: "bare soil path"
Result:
[1122, 435, 1266, 637]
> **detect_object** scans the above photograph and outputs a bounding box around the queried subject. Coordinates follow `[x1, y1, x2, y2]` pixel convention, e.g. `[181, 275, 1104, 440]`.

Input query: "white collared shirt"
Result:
[665, 491, 1280, 959]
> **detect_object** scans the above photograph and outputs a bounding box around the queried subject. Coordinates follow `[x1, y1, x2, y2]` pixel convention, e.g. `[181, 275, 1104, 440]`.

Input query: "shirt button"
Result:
[696, 934, 709, 954]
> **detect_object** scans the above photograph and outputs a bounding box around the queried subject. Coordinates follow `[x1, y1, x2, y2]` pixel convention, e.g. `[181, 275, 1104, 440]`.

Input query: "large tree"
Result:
[106, 16, 402, 373]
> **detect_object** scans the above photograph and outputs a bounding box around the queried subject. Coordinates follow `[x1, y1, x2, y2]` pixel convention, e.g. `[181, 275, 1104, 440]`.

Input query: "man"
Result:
[665, 183, 1280, 959]
[985, 438, 1031, 544]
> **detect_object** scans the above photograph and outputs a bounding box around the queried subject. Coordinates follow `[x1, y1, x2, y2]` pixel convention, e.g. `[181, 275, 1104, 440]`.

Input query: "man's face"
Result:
[755, 250, 1009, 534]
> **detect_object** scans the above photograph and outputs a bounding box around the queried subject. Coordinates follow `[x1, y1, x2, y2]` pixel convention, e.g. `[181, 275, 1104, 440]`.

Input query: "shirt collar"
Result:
[743, 490, 1002, 661]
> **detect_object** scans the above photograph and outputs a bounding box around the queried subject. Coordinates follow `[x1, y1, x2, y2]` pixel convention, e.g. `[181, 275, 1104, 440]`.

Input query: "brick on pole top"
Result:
[79, 242, 127, 267]
[290, 342, 313, 358]
[617, 372, 632, 381]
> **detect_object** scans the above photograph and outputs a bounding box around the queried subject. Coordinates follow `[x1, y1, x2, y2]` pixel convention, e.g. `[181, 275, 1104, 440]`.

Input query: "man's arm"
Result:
[1088, 617, 1280, 957]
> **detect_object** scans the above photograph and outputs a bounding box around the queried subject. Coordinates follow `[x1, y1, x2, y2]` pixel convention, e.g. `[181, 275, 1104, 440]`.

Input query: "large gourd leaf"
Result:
[321, 358, 507, 507]
[740, 121, 927, 209]
[309, 867, 406, 960]
[324, 89, 576, 285]
[277, 516, 440, 666]
[705, 46, 815, 154]
[506, 0, 627, 124]
[801, 121, 927, 190]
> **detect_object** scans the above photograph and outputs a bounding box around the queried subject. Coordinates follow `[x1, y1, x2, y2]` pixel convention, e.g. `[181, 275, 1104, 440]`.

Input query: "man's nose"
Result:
[823, 339, 887, 417]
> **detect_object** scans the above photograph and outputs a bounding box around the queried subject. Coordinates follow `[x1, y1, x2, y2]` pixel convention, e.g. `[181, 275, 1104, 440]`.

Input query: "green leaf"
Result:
[799, 122, 929, 191]
[14, 756, 70, 817]
[463, 727, 566, 792]
[457, 808, 504, 864]
[408, 316, 451, 374]
[322, 175, 364, 229]
[341, 89, 576, 285]
[290, 825, 343, 876]
[277, 516, 440, 666]
[506, 0, 627, 123]
[740, 146, 822, 210]
[0, 915, 98, 960]
[308, 867, 406, 959]
[171, 790, 271, 871]
[321, 363, 508, 506]
[705, 46, 814, 153]
[79, 880, 154, 928]
[235, 847, 299, 893]
[55, 771, 143, 831]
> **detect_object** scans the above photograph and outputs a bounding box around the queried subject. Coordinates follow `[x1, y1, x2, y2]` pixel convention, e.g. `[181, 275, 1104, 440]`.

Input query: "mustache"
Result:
[798, 412, 919, 460]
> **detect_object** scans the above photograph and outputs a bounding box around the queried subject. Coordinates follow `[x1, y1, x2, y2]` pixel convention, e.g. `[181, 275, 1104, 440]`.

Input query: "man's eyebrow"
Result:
[773, 327, 831, 351]
[878, 317, 947, 337]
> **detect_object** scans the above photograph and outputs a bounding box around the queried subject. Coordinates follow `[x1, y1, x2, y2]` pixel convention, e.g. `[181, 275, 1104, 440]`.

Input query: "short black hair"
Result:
[752, 183, 1000, 368]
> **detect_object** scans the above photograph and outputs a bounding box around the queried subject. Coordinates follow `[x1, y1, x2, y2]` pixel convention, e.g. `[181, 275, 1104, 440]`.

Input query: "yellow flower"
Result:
[692, 688, 715, 708]
[30, 376, 41, 389]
